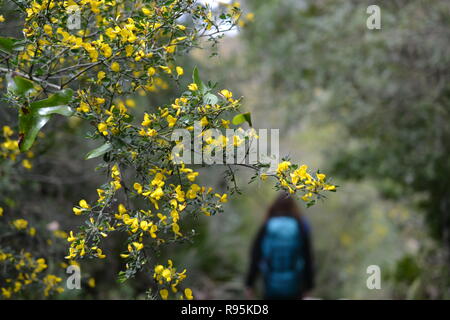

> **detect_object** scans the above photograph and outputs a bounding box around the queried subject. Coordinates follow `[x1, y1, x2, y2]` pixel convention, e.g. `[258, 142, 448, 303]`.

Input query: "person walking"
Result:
[245, 193, 315, 299]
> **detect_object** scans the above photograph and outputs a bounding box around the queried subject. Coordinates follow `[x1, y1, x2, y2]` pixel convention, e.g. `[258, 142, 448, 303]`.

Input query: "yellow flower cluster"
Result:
[115, 204, 158, 241]
[10, 218, 36, 236]
[66, 229, 108, 260]
[276, 162, 336, 202]
[1, 126, 19, 160]
[72, 199, 90, 216]
[0, 250, 63, 299]
[153, 260, 193, 300]
[1, 210, 73, 299]
[42, 274, 64, 297]
[1, 126, 34, 169]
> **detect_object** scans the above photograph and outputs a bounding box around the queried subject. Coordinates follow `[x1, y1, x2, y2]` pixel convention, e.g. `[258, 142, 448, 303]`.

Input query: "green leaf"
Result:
[18, 112, 51, 152]
[306, 200, 316, 208]
[232, 112, 252, 127]
[6, 74, 36, 97]
[0, 37, 22, 54]
[192, 66, 206, 93]
[37, 105, 74, 117]
[85, 142, 113, 160]
[18, 89, 74, 151]
[117, 271, 129, 283]
[192, 66, 202, 87]
[30, 88, 73, 110]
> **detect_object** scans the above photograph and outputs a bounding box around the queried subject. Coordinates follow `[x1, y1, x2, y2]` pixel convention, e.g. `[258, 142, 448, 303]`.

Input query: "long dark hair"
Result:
[266, 193, 302, 221]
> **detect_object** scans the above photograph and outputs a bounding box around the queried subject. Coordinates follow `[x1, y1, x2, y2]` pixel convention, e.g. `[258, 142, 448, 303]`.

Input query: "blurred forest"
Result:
[1, 0, 450, 299]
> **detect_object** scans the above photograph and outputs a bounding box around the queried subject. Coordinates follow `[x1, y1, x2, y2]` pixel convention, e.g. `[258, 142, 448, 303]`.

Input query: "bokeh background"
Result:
[1, 0, 450, 299]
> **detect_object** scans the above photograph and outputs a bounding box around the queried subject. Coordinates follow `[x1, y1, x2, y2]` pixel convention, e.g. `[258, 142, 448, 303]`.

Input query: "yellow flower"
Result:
[186, 172, 198, 182]
[79, 199, 90, 209]
[276, 161, 291, 175]
[0, 207, 3, 217]
[147, 67, 156, 76]
[317, 173, 326, 181]
[139, 128, 157, 137]
[97, 71, 106, 81]
[221, 119, 230, 128]
[184, 288, 193, 300]
[2, 288, 12, 299]
[88, 278, 96, 288]
[3, 126, 13, 137]
[67, 231, 76, 242]
[29, 227, 36, 236]
[160, 289, 169, 300]
[142, 7, 152, 15]
[72, 207, 83, 215]
[151, 173, 165, 187]
[105, 27, 117, 39]
[97, 188, 105, 203]
[140, 220, 149, 231]
[167, 115, 177, 128]
[186, 184, 201, 199]
[133, 183, 143, 194]
[233, 135, 243, 147]
[200, 116, 209, 127]
[77, 101, 90, 113]
[98, 122, 108, 135]
[201, 207, 211, 216]
[301, 192, 313, 202]
[150, 187, 164, 200]
[35, 258, 47, 272]
[215, 193, 228, 203]
[132, 242, 144, 251]
[161, 268, 172, 281]
[154, 265, 164, 274]
[149, 224, 158, 238]
[125, 99, 135, 108]
[111, 180, 121, 190]
[96, 248, 106, 259]
[160, 65, 172, 74]
[43, 24, 52, 36]
[172, 223, 182, 236]
[0, 15, 5, 23]
[188, 83, 198, 91]
[141, 113, 152, 126]
[21, 159, 32, 170]
[111, 62, 120, 72]
[2, 139, 18, 150]
[174, 185, 185, 202]
[100, 44, 112, 57]
[220, 89, 233, 100]
[12, 219, 28, 230]
[165, 45, 176, 54]
[176, 66, 184, 76]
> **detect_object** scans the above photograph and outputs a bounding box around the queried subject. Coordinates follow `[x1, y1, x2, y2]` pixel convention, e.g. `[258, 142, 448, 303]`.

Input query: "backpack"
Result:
[260, 216, 304, 298]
